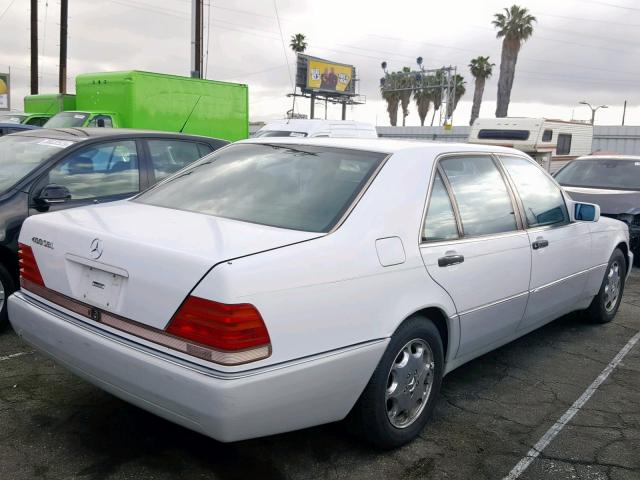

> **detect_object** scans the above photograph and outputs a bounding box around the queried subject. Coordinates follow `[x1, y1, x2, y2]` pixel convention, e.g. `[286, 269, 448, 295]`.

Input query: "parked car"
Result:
[0, 128, 228, 328]
[254, 119, 378, 138]
[555, 155, 640, 259]
[0, 123, 39, 136]
[8, 139, 631, 448]
[0, 113, 28, 124]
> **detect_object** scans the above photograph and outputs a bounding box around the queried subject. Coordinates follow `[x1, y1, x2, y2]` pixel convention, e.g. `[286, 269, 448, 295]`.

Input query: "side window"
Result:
[542, 129, 552, 142]
[499, 155, 569, 228]
[422, 171, 459, 242]
[557, 133, 572, 155]
[147, 139, 208, 181]
[87, 115, 113, 128]
[45, 141, 139, 200]
[440, 155, 517, 237]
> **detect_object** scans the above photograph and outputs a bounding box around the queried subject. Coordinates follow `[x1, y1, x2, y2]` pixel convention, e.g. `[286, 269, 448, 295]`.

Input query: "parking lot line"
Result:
[503, 329, 640, 480]
[0, 351, 33, 362]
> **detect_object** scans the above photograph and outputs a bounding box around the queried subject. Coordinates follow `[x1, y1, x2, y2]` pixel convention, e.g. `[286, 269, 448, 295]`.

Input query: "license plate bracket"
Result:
[80, 266, 124, 309]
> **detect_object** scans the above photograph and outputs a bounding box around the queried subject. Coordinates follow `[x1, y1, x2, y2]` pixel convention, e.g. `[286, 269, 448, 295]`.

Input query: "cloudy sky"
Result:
[1, 0, 639, 126]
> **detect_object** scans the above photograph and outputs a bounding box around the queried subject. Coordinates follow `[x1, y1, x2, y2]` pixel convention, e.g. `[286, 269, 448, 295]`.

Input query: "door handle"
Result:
[532, 239, 549, 250]
[438, 254, 465, 267]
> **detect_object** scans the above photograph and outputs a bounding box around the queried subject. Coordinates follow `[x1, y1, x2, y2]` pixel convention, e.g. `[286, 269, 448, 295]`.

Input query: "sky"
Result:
[1, 0, 639, 127]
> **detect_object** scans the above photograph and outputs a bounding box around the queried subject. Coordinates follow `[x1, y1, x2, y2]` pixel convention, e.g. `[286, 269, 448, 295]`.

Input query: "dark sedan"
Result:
[0, 128, 228, 327]
[555, 155, 640, 259]
[0, 123, 39, 137]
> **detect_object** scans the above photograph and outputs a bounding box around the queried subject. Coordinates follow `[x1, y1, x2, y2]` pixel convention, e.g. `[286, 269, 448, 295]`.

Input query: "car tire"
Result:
[584, 248, 626, 324]
[349, 315, 444, 449]
[0, 263, 15, 330]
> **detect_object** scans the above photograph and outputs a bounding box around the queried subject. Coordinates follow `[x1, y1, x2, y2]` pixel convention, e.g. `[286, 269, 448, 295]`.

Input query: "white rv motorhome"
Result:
[469, 118, 593, 170]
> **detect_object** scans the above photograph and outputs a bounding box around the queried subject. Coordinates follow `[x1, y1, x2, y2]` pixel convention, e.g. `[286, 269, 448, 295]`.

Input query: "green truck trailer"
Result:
[22, 93, 76, 126]
[44, 70, 249, 141]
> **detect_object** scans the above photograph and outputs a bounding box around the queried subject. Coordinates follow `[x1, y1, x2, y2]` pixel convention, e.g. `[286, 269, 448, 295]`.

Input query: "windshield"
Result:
[555, 159, 640, 191]
[254, 130, 308, 138]
[0, 114, 26, 124]
[0, 135, 75, 192]
[44, 112, 89, 128]
[136, 143, 386, 232]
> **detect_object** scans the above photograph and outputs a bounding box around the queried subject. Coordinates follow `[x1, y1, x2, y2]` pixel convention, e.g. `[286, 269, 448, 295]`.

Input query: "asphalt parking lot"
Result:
[1, 274, 639, 480]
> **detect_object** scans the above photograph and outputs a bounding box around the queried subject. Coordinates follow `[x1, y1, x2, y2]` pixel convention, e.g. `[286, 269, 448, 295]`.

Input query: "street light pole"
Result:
[579, 101, 608, 125]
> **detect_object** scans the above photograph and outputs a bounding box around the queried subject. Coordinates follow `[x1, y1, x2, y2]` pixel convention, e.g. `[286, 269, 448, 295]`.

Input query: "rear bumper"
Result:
[8, 291, 387, 442]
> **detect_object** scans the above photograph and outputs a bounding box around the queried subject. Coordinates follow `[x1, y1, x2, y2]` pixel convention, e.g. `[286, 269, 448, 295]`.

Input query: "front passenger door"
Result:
[498, 155, 591, 330]
[30, 140, 141, 215]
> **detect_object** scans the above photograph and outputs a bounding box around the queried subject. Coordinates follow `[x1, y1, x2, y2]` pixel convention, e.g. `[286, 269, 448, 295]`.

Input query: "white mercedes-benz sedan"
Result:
[8, 138, 632, 448]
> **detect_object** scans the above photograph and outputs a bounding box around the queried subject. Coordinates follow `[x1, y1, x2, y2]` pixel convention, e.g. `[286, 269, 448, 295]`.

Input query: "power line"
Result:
[583, 0, 640, 12]
[272, 0, 293, 91]
[0, 0, 16, 22]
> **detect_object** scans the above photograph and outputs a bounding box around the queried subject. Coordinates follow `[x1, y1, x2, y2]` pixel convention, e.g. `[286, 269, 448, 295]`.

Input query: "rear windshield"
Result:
[136, 143, 386, 232]
[555, 159, 640, 191]
[44, 112, 89, 128]
[254, 130, 308, 138]
[0, 135, 74, 192]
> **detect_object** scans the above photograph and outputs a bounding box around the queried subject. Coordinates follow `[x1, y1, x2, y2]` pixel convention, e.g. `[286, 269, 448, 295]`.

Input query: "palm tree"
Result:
[469, 56, 494, 125]
[398, 67, 413, 126]
[380, 73, 400, 126]
[289, 33, 308, 53]
[429, 70, 444, 126]
[493, 5, 536, 117]
[413, 76, 431, 127]
[447, 74, 466, 117]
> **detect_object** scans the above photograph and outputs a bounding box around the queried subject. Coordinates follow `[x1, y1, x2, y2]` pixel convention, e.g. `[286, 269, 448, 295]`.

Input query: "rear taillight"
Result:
[167, 297, 271, 353]
[18, 243, 44, 288]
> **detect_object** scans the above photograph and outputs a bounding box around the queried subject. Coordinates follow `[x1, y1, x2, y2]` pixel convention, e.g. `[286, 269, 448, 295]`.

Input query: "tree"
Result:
[398, 67, 413, 126]
[413, 84, 431, 127]
[380, 73, 400, 126]
[468, 56, 494, 125]
[429, 70, 444, 126]
[447, 74, 466, 117]
[289, 33, 307, 53]
[493, 5, 536, 117]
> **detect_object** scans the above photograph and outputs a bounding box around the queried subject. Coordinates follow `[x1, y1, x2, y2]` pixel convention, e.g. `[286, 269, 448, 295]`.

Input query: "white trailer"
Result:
[469, 118, 593, 171]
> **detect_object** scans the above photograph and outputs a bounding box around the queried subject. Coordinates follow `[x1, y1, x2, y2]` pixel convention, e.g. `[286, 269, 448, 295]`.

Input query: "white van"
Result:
[469, 117, 593, 170]
[254, 119, 378, 139]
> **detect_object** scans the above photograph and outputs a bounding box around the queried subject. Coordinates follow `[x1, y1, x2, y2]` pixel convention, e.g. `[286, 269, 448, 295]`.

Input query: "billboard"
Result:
[0, 73, 8, 110]
[297, 55, 355, 96]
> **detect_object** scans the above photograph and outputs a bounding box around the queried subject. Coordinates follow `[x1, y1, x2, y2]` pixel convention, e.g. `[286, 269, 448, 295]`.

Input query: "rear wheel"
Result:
[584, 248, 626, 324]
[0, 263, 15, 330]
[350, 315, 444, 449]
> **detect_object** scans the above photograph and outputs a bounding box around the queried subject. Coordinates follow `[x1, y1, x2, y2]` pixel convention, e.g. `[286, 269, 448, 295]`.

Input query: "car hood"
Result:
[562, 186, 640, 215]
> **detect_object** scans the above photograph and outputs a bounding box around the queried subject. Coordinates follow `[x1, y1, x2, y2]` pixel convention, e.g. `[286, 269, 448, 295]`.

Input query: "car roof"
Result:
[10, 127, 225, 142]
[575, 155, 640, 161]
[0, 123, 39, 130]
[241, 137, 522, 156]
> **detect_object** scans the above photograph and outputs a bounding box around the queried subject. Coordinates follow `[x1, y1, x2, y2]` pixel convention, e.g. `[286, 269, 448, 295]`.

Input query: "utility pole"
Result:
[622, 100, 627, 126]
[190, 0, 203, 78]
[59, 0, 68, 94]
[30, 0, 38, 94]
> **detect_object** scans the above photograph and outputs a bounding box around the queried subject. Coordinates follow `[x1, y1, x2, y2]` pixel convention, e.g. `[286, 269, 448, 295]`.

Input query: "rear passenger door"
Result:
[419, 154, 532, 359]
[144, 139, 213, 184]
[497, 155, 591, 329]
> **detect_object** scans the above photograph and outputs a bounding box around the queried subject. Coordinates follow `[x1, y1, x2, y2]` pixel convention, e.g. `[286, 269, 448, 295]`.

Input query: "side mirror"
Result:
[36, 184, 71, 204]
[96, 118, 106, 128]
[574, 202, 600, 222]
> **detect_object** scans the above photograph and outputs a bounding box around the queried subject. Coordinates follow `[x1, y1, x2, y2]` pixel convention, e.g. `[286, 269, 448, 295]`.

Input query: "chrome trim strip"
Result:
[419, 230, 527, 248]
[15, 291, 388, 381]
[458, 291, 529, 317]
[531, 263, 607, 293]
